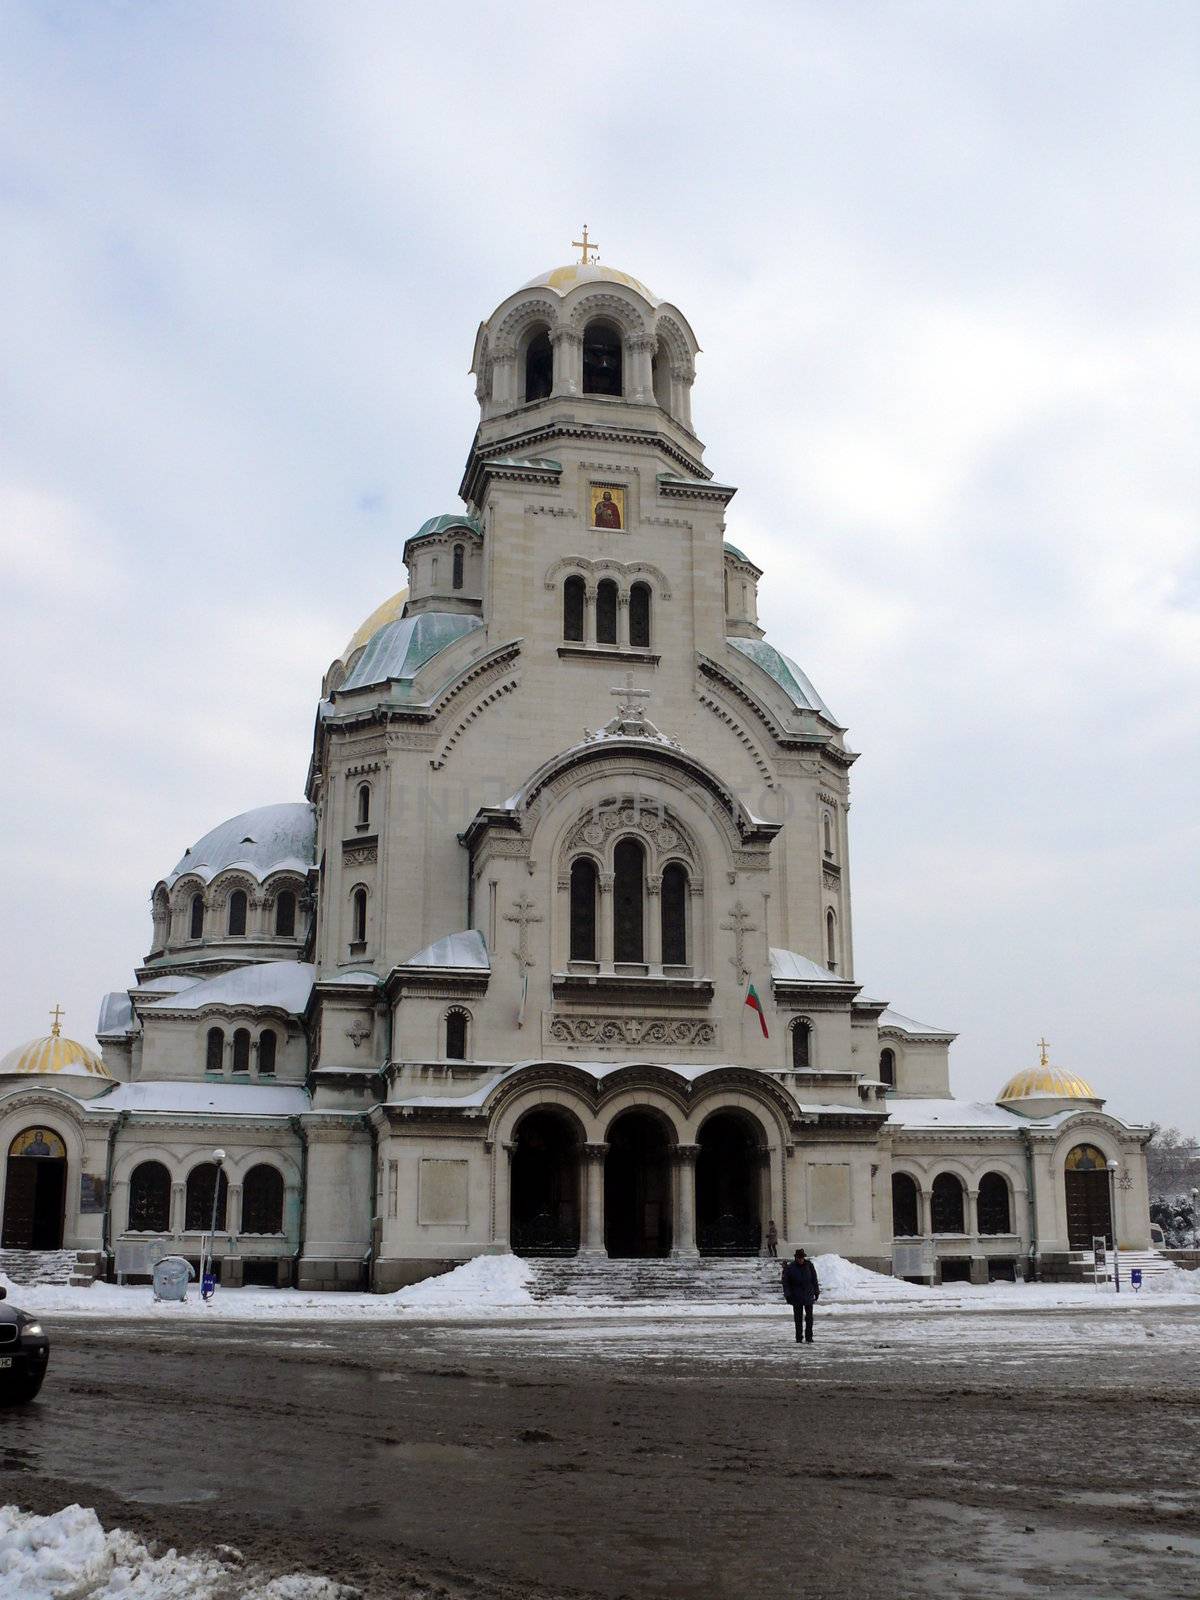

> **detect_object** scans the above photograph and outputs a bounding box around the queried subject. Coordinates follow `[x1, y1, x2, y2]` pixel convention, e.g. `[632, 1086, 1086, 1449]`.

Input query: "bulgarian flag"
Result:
[745, 981, 769, 1038]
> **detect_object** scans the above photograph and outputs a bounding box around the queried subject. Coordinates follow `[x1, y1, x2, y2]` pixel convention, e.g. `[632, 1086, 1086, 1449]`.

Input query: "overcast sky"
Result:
[2, 1, 1196, 1128]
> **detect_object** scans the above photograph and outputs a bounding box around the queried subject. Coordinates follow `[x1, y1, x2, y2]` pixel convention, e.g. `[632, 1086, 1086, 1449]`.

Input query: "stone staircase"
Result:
[1068, 1248, 1175, 1283]
[528, 1254, 784, 1304]
[0, 1248, 100, 1288]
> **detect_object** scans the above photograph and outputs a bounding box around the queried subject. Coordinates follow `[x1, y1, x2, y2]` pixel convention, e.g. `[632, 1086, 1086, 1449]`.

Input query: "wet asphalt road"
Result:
[2, 1303, 1199, 1599]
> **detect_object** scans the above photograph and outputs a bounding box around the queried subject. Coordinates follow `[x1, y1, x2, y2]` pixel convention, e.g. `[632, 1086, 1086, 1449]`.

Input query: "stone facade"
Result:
[0, 260, 1152, 1288]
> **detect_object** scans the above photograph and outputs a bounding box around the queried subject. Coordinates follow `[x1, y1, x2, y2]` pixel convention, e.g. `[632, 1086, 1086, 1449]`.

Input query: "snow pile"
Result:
[812, 1254, 932, 1301]
[392, 1251, 533, 1308]
[1142, 1262, 1200, 1297]
[0, 1503, 353, 1598]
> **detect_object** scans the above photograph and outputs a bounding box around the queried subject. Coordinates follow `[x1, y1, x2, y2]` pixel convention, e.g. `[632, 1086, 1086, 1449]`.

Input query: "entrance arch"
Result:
[605, 1110, 673, 1257]
[510, 1109, 581, 1256]
[696, 1112, 762, 1254]
[2, 1126, 67, 1250]
[1064, 1143, 1113, 1249]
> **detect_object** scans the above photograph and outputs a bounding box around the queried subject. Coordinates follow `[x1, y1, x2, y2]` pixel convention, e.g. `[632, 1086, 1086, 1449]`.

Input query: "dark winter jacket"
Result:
[781, 1258, 820, 1306]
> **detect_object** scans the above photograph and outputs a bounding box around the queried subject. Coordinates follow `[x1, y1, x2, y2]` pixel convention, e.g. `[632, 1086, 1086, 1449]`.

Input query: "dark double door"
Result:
[1066, 1167, 1113, 1250]
[605, 1113, 672, 1257]
[2, 1156, 67, 1250]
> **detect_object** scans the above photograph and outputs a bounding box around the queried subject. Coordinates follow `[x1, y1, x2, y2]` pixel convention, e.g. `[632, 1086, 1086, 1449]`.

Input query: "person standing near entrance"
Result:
[781, 1248, 820, 1344]
[765, 1219, 778, 1258]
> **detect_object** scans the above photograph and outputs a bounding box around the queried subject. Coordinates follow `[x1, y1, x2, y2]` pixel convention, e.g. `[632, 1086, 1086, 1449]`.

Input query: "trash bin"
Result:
[152, 1255, 196, 1302]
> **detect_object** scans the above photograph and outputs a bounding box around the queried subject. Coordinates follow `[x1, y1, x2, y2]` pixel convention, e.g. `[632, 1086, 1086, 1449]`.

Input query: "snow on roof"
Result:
[136, 975, 203, 995]
[148, 962, 315, 1015]
[96, 991, 134, 1037]
[770, 948, 844, 984]
[885, 1097, 1024, 1130]
[95, 1080, 311, 1116]
[400, 930, 490, 970]
[391, 1059, 781, 1111]
[319, 970, 380, 987]
[879, 1007, 956, 1039]
[165, 803, 315, 888]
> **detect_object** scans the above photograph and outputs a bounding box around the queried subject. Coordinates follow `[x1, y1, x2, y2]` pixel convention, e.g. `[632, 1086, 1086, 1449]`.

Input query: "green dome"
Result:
[341, 613, 482, 694]
[728, 636, 838, 723]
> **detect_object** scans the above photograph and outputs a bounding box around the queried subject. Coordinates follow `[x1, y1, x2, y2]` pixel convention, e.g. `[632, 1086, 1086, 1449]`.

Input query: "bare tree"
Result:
[1145, 1124, 1200, 1199]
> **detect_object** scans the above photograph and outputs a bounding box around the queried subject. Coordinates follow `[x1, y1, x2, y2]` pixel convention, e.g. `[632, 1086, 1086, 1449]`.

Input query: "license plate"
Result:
[0, 1358, 11, 1369]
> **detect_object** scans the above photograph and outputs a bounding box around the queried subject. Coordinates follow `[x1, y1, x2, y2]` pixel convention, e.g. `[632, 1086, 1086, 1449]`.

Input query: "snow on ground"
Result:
[1, 1254, 1197, 1325]
[0, 1503, 351, 1599]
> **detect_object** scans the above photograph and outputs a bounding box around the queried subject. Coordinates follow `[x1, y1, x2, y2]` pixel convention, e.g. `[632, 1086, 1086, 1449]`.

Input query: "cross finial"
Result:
[1037, 1037, 1050, 1068]
[572, 225, 598, 265]
[610, 672, 652, 720]
[50, 1003, 65, 1038]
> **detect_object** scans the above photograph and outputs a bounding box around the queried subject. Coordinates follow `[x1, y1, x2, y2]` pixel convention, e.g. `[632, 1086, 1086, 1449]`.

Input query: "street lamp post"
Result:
[201, 1148, 226, 1301]
[1106, 1160, 1120, 1294]
[1191, 1187, 1198, 1254]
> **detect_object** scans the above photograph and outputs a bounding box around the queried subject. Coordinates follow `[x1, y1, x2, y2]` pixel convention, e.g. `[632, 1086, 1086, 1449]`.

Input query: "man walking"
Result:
[765, 1219, 779, 1258]
[781, 1248, 820, 1344]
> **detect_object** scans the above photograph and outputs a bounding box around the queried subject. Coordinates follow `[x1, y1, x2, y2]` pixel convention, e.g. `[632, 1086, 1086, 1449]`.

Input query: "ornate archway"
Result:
[1064, 1143, 1113, 1249]
[605, 1110, 673, 1258]
[2, 1126, 67, 1250]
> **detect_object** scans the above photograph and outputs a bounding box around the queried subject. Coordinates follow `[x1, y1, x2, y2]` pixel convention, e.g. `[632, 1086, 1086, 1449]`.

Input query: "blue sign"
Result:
[201, 1272, 216, 1300]
[1131, 1268, 1143, 1290]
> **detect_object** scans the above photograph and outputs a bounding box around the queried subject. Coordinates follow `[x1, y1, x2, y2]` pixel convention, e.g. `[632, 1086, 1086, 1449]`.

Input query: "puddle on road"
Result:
[123, 1485, 219, 1505]
[381, 1441, 480, 1465]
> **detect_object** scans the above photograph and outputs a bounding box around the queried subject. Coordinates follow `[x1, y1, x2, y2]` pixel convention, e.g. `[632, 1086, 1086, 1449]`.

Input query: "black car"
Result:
[0, 1285, 50, 1405]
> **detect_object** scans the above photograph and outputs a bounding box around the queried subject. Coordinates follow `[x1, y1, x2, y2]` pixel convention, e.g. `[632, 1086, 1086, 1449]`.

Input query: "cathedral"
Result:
[0, 252, 1153, 1290]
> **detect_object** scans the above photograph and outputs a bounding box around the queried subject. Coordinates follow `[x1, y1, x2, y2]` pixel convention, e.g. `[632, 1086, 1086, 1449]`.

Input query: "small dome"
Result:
[728, 636, 838, 723]
[165, 803, 316, 889]
[998, 1063, 1100, 1105]
[1, 1032, 112, 1080]
[520, 262, 659, 306]
[339, 612, 482, 695]
[342, 588, 409, 661]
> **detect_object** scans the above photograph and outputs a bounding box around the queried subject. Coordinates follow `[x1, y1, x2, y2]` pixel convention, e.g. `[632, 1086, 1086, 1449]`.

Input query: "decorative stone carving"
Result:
[343, 844, 378, 868]
[504, 893, 543, 971]
[720, 899, 757, 985]
[564, 797, 697, 866]
[548, 1016, 717, 1048]
[345, 1018, 371, 1050]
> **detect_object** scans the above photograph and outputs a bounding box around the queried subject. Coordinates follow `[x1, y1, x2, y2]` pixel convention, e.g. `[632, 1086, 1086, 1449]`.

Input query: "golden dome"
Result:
[342, 587, 409, 661]
[998, 1041, 1098, 1106]
[1, 1032, 112, 1080]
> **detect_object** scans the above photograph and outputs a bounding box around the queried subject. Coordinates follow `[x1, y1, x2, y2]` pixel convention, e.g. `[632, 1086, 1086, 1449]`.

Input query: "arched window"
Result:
[242, 1164, 284, 1234]
[258, 1029, 277, 1076]
[613, 837, 645, 963]
[569, 857, 598, 962]
[227, 890, 247, 937]
[189, 893, 204, 940]
[128, 1161, 171, 1232]
[978, 1172, 1011, 1235]
[274, 891, 296, 938]
[452, 543, 465, 591]
[891, 1172, 920, 1237]
[629, 582, 651, 649]
[660, 862, 688, 966]
[825, 908, 838, 970]
[931, 1173, 965, 1234]
[356, 783, 371, 828]
[652, 350, 671, 411]
[205, 1027, 224, 1074]
[351, 886, 368, 946]
[582, 319, 622, 396]
[823, 812, 834, 858]
[445, 1009, 469, 1061]
[563, 575, 585, 642]
[185, 1162, 227, 1232]
[232, 1028, 251, 1073]
[596, 579, 618, 645]
[791, 1020, 812, 1070]
[879, 1047, 896, 1087]
[524, 328, 552, 402]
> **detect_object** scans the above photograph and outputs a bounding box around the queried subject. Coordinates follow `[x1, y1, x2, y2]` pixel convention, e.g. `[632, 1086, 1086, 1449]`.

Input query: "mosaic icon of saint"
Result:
[594, 490, 622, 529]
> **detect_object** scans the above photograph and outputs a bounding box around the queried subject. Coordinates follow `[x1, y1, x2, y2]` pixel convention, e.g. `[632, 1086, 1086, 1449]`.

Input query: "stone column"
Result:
[675, 367, 694, 432]
[584, 584, 597, 647]
[551, 329, 581, 395]
[579, 1143, 608, 1257]
[645, 875, 662, 967]
[170, 1181, 185, 1236]
[629, 336, 654, 402]
[758, 1149, 773, 1254]
[617, 589, 630, 648]
[967, 1188, 979, 1238]
[919, 1188, 932, 1239]
[492, 1142, 514, 1252]
[598, 872, 615, 966]
[671, 1144, 700, 1259]
[228, 1183, 243, 1237]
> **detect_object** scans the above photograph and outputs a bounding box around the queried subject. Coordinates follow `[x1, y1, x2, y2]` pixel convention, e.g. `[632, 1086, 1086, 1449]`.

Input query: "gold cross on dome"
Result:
[50, 1003, 65, 1037]
[1037, 1037, 1050, 1067]
[573, 225, 598, 265]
